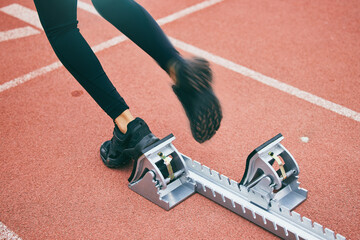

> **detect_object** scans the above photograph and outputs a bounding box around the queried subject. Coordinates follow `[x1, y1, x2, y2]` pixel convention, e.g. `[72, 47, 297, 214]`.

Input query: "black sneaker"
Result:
[100, 118, 159, 168]
[170, 57, 222, 143]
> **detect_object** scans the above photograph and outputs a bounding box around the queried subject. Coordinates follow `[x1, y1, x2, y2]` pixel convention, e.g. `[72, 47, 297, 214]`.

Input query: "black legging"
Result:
[33, 0, 181, 120]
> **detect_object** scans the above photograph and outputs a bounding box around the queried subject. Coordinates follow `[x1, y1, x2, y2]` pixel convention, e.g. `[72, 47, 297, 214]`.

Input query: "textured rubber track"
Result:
[1, 0, 359, 239]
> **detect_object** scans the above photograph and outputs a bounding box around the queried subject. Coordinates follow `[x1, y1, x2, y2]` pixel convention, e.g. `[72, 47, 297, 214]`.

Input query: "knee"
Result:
[44, 21, 79, 42]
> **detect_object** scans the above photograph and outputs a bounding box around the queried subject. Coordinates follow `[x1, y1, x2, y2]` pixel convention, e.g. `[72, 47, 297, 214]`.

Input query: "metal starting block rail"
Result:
[128, 134, 346, 240]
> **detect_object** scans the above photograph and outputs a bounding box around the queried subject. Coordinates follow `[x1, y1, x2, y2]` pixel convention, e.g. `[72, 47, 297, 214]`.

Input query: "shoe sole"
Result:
[190, 90, 222, 143]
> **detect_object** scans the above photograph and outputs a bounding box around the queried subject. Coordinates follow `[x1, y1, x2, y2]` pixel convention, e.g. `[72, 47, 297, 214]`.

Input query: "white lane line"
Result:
[76, 0, 224, 23]
[0, 222, 22, 240]
[0, 0, 223, 93]
[78, 1, 100, 16]
[169, 37, 360, 122]
[91, 35, 128, 53]
[88, 0, 224, 53]
[0, 26, 40, 42]
[0, 62, 62, 92]
[0, 3, 43, 30]
[156, 0, 223, 25]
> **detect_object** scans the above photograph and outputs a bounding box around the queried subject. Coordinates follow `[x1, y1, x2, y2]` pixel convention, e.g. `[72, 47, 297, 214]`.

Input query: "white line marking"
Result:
[0, 62, 62, 92]
[91, 35, 128, 53]
[77, 1, 100, 16]
[76, 0, 224, 23]
[169, 37, 360, 122]
[0, 0, 222, 93]
[0, 3, 43, 30]
[156, 0, 224, 25]
[87, 0, 224, 53]
[0, 222, 22, 240]
[0, 26, 40, 42]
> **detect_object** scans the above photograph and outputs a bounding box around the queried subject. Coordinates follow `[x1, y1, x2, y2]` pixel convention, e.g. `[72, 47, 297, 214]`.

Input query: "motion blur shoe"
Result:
[100, 118, 159, 168]
[170, 57, 222, 143]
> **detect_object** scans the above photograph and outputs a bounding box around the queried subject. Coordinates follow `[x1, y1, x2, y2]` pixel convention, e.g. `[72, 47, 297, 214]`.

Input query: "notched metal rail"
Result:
[128, 134, 346, 240]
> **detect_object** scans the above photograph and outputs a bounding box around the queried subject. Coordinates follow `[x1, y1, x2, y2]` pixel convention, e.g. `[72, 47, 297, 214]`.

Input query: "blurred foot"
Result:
[169, 57, 222, 143]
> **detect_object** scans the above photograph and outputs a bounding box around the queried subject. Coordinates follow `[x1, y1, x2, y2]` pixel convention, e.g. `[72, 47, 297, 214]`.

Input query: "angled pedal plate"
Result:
[128, 134, 195, 210]
[239, 133, 307, 210]
[128, 134, 346, 240]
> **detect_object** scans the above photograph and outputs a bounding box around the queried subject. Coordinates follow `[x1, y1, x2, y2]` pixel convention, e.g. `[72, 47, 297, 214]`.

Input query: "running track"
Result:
[1, 0, 359, 239]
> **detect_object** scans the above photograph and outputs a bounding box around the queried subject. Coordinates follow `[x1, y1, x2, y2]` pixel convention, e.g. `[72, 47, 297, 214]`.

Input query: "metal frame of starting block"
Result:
[128, 134, 345, 240]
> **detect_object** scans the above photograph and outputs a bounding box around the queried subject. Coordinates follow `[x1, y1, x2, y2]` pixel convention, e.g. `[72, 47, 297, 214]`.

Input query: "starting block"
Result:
[128, 134, 345, 240]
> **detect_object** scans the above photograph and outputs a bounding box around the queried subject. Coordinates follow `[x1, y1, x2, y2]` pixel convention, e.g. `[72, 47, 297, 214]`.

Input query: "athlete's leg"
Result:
[91, 0, 181, 73]
[91, 0, 222, 143]
[33, 0, 129, 122]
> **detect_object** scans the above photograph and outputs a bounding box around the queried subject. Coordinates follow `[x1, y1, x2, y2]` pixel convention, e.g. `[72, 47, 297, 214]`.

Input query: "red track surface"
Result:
[1, 0, 359, 239]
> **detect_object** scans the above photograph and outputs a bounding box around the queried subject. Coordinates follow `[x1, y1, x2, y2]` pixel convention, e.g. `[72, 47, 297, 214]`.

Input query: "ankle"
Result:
[114, 110, 135, 134]
[167, 57, 184, 85]
[169, 64, 177, 84]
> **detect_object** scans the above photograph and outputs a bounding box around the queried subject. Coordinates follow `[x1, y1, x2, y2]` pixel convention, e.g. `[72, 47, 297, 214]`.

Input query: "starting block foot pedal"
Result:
[128, 134, 195, 210]
[240, 133, 307, 210]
